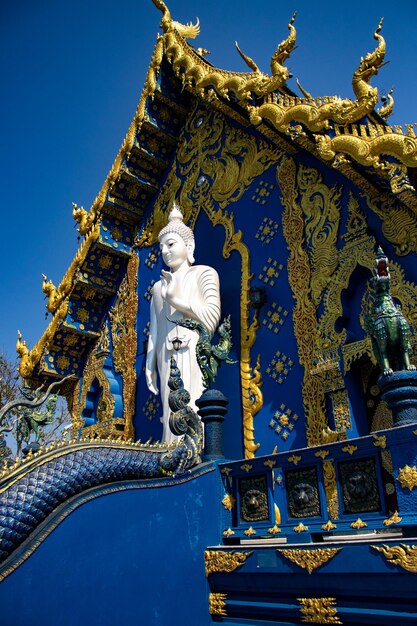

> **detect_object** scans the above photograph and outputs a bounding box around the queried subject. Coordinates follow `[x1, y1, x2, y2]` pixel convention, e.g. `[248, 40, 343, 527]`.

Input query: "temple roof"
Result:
[17, 0, 417, 382]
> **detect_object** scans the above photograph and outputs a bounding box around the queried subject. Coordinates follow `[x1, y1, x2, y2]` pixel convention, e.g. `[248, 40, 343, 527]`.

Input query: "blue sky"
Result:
[1, 0, 417, 363]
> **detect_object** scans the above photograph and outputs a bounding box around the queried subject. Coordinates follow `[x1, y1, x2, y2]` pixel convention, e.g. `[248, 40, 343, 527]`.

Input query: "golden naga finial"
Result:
[16, 330, 30, 361]
[151, 0, 200, 40]
[271, 12, 297, 79]
[42, 274, 59, 313]
[377, 86, 394, 119]
[235, 42, 260, 73]
[72, 202, 95, 235]
[352, 18, 386, 100]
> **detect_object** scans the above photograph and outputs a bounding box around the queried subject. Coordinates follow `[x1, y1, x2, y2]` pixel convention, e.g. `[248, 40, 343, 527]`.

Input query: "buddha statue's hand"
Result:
[146, 367, 159, 395]
[161, 270, 180, 306]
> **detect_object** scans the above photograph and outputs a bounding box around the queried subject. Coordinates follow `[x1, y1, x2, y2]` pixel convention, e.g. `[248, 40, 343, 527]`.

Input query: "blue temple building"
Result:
[2, 2, 417, 624]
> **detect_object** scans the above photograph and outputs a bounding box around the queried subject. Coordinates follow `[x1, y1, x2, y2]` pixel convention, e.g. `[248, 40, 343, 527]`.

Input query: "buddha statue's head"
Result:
[158, 204, 195, 268]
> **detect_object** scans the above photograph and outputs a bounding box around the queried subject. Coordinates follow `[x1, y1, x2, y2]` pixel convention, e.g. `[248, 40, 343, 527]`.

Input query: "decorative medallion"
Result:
[298, 597, 342, 624]
[383, 511, 402, 526]
[278, 548, 342, 574]
[209, 593, 227, 617]
[397, 465, 417, 491]
[251, 180, 275, 205]
[239, 475, 269, 522]
[372, 544, 417, 572]
[258, 258, 284, 286]
[222, 493, 236, 511]
[339, 458, 380, 514]
[255, 217, 279, 244]
[262, 302, 289, 334]
[266, 353, 294, 385]
[286, 467, 321, 518]
[204, 550, 252, 576]
[143, 394, 161, 421]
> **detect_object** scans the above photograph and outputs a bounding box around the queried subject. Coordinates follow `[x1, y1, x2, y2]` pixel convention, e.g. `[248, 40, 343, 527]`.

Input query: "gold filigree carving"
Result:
[240, 463, 253, 473]
[209, 593, 227, 617]
[372, 544, 417, 572]
[373, 434, 387, 449]
[222, 494, 236, 511]
[288, 454, 302, 465]
[109, 252, 139, 440]
[322, 520, 337, 531]
[351, 518, 367, 529]
[223, 528, 235, 537]
[278, 548, 342, 574]
[294, 523, 308, 533]
[268, 524, 281, 535]
[383, 511, 402, 526]
[204, 550, 252, 576]
[397, 465, 417, 491]
[277, 158, 328, 446]
[315, 450, 329, 459]
[323, 460, 339, 520]
[298, 597, 342, 624]
[244, 526, 256, 537]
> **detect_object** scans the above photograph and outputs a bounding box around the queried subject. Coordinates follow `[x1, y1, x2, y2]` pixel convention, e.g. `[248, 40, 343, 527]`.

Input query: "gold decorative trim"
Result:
[223, 528, 235, 537]
[383, 511, 402, 526]
[222, 493, 236, 511]
[244, 526, 256, 537]
[209, 593, 227, 617]
[240, 463, 253, 473]
[373, 434, 387, 449]
[264, 459, 276, 468]
[110, 251, 139, 440]
[341, 445, 357, 456]
[315, 450, 329, 459]
[372, 544, 417, 572]
[323, 461, 339, 520]
[204, 550, 252, 576]
[288, 454, 302, 465]
[397, 465, 417, 491]
[268, 524, 281, 535]
[298, 597, 342, 624]
[351, 518, 367, 529]
[278, 548, 342, 574]
[294, 522, 308, 533]
[221, 467, 233, 476]
[322, 520, 337, 531]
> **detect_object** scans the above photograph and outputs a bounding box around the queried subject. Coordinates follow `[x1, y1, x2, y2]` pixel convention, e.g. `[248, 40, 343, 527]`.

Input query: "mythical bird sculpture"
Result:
[364, 248, 415, 376]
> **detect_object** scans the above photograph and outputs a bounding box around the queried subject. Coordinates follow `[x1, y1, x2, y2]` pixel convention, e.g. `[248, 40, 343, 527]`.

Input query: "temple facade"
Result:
[2, 2, 417, 624]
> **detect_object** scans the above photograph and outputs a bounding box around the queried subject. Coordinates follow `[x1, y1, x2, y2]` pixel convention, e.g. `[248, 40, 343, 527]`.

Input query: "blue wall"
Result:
[0, 466, 222, 626]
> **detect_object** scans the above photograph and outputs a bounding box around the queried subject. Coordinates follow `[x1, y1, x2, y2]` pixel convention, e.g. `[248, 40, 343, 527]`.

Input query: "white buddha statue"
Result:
[145, 204, 221, 443]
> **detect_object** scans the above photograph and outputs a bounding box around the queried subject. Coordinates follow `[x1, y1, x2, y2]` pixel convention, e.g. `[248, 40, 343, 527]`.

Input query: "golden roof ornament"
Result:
[152, 0, 200, 39]
[377, 86, 394, 120]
